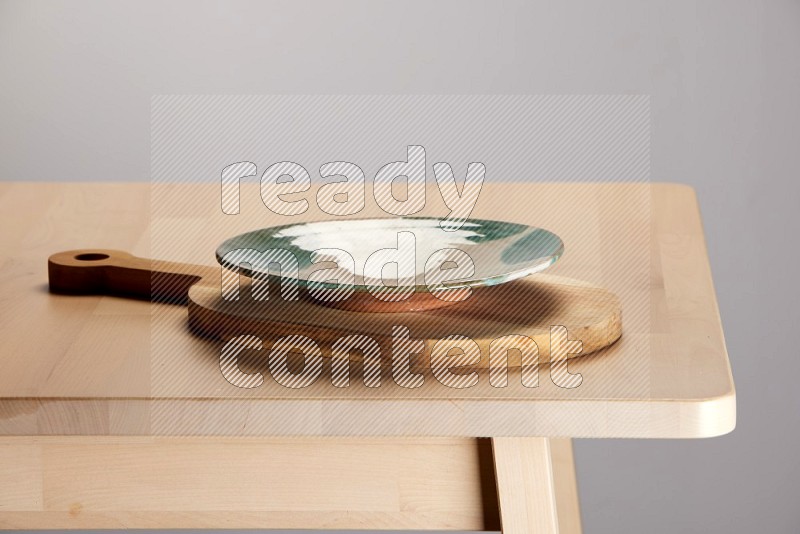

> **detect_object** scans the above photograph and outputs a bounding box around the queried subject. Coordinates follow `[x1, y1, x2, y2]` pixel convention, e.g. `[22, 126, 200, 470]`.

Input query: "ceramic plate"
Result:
[216, 217, 563, 292]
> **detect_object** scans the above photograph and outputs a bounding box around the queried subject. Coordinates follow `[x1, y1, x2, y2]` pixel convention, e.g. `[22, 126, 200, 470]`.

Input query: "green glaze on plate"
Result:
[216, 217, 563, 292]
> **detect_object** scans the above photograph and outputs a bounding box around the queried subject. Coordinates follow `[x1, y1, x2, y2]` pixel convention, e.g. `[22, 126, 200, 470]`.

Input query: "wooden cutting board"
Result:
[48, 249, 622, 367]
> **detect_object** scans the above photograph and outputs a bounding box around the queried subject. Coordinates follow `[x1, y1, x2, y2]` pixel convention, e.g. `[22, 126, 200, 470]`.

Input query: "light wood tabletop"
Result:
[0, 181, 735, 532]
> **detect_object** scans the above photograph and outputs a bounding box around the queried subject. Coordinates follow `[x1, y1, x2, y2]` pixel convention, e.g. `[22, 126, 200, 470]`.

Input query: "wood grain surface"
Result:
[0, 436, 496, 530]
[0, 182, 735, 438]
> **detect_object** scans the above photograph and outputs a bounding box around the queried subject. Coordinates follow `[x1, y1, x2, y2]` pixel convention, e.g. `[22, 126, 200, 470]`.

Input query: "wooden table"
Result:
[0, 182, 735, 532]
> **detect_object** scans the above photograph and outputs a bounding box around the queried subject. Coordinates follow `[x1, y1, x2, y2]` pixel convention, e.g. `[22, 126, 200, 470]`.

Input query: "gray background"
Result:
[1, 0, 798, 532]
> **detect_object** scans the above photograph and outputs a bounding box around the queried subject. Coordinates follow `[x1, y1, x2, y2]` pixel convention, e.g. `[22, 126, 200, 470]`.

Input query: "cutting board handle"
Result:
[48, 249, 216, 304]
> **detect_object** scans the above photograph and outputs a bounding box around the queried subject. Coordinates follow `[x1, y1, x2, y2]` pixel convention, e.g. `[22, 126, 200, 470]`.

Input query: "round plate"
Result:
[216, 217, 563, 293]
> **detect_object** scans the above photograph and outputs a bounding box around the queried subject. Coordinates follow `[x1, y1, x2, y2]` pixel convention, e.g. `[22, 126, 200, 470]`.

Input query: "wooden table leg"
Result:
[491, 437, 582, 534]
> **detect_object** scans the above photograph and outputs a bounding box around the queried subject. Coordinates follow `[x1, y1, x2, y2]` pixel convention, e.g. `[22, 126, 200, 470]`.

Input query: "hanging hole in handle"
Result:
[75, 253, 110, 261]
